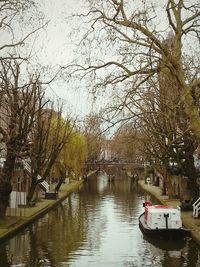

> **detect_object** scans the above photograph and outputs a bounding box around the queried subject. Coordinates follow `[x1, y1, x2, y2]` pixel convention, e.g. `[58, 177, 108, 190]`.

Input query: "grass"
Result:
[0, 217, 20, 229]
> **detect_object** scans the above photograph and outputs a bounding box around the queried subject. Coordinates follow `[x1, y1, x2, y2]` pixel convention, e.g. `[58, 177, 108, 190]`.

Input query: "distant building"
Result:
[99, 139, 112, 161]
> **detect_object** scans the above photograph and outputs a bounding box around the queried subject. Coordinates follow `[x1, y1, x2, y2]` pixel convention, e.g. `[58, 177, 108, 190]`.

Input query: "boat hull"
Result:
[139, 212, 190, 238]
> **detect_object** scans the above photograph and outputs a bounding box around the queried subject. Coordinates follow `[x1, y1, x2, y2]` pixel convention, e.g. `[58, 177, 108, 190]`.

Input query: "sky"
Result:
[30, 0, 95, 118]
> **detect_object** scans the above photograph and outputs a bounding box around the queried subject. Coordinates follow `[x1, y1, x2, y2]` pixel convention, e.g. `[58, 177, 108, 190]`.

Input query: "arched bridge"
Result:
[84, 161, 144, 173]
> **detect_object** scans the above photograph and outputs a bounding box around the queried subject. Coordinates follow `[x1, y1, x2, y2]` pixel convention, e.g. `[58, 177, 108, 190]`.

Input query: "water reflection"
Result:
[0, 173, 200, 267]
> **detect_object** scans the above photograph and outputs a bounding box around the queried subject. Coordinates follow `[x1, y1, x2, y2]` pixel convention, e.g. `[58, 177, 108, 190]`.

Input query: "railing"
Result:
[39, 180, 50, 192]
[193, 197, 200, 218]
[22, 160, 50, 192]
[23, 160, 31, 174]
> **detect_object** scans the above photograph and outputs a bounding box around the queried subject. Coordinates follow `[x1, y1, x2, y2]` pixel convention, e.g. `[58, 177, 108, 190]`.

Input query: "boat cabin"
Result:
[144, 202, 182, 230]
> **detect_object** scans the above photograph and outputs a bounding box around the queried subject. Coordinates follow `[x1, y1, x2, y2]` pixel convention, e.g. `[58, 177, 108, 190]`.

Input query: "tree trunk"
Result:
[0, 244, 10, 267]
[0, 181, 12, 219]
[27, 177, 37, 205]
[183, 154, 199, 201]
[0, 153, 15, 219]
[157, 165, 174, 199]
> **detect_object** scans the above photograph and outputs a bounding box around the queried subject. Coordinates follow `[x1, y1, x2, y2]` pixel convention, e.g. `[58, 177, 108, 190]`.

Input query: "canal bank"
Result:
[0, 180, 83, 243]
[138, 179, 200, 246]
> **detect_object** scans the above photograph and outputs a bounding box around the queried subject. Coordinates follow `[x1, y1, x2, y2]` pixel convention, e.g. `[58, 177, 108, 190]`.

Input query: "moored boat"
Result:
[139, 202, 190, 238]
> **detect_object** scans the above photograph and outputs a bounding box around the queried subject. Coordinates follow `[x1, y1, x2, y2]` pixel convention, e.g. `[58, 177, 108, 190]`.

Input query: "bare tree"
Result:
[0, 0, 46, 61]
[83, 113, 104, 162]
[110, 123, 144, 163]
[0, 59, 47, 218]
[71, 0, 200, 138]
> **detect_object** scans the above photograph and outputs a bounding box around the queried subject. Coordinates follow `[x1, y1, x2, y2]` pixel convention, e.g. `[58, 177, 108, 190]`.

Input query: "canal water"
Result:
[0, 173, 200, 267]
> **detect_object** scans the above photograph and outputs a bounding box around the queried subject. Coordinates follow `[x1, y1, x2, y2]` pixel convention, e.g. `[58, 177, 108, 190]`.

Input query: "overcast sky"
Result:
[31, 0, 95, 118]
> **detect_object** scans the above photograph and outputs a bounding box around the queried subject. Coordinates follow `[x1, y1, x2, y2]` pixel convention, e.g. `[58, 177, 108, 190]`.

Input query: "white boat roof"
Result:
[146, 205, 179, 213]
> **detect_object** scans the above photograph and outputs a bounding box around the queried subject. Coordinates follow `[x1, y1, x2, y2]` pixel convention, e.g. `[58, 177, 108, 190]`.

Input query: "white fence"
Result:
[193, 197, 200, 218]
[10, 191, 26, 208]
[23, 160, 50, 192]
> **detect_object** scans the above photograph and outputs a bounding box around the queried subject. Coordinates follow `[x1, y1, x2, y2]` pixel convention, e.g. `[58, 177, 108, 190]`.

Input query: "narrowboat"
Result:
[139, 202, 190, 238]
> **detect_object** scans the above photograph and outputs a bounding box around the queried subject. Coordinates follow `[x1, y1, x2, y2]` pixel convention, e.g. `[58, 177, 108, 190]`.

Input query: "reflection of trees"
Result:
[32, 198, 87, 264]
[0, 194, 90, 266]
[29, 226, 40, 267]
[1, 232, 32, 267]
[83, 173, 144, 227]
[0, 244, 10, 267]
[28, 224, 55, 267]
[78, 177, 108, 251]
[97, 173, 144, 223]
[162, 251, 183, 267]
[186, 238, 199, 267]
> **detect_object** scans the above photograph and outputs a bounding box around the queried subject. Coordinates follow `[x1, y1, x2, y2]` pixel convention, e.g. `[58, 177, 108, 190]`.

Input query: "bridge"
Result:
[84, 160, 144, 173]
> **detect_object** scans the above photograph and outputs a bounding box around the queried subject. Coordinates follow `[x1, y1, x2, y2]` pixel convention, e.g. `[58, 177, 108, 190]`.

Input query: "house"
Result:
[152, 169, 191, 201]
[0, 157, 50, 210]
